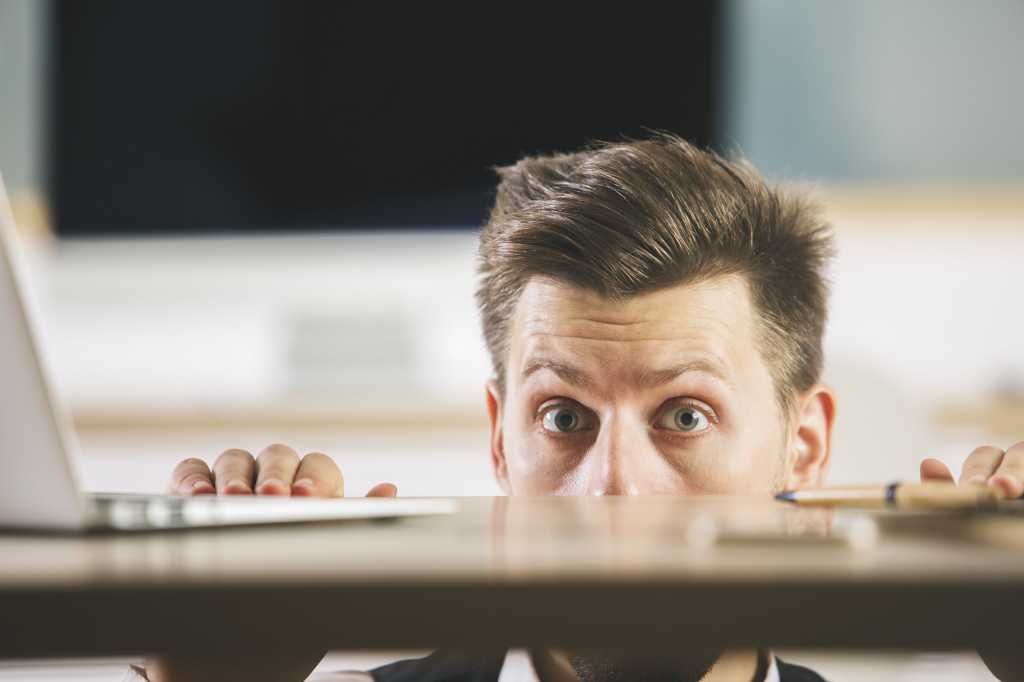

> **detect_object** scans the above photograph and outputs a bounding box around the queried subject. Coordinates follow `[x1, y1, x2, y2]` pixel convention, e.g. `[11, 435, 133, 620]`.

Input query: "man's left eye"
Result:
[657, 407, 711, 433]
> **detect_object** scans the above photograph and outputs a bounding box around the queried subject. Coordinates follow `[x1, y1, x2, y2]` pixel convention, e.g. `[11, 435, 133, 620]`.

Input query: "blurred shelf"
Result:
[818, 183, 1024, 229]
[70, 399, 488, 433]
[932, 398, 1024, 441]
[73, 398, 1023, 438]
[9, 184, 1024, 246]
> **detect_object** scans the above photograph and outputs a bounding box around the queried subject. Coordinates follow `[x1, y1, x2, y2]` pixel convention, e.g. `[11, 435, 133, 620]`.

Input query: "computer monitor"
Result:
[49, 1, 721, 236]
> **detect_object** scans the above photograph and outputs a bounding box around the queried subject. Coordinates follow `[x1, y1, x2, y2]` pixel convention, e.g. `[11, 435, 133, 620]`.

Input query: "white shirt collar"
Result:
[497, 649, 778, 682]
[764, 653, 780, 682]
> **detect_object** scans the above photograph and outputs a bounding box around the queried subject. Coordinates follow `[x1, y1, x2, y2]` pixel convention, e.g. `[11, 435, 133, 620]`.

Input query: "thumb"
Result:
[366, 482, 398, 497]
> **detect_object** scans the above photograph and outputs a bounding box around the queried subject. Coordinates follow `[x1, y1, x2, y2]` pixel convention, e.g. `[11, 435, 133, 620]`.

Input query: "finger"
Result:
[254, 443, 301, 495]
[989, 441, 1024, 498]
[169, 458, 215, 496]
[958, 445, 1005, 486]
[366, 482, 398, 497]
[291, 452, 344, 498]
[212, 448, 256, 495]
[919, 458, 954, 482]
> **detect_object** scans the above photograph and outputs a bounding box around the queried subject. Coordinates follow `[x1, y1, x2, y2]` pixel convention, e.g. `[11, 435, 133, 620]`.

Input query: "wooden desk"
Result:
[1, 496, 1023, 658]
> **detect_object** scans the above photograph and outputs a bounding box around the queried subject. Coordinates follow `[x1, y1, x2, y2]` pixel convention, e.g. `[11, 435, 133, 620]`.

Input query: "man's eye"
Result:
[658, 407, 711, 433]
[541, 406, 587, 433]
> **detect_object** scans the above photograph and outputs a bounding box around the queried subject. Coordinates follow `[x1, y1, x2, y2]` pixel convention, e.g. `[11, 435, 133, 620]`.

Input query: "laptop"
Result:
[0, 175, 456, 531]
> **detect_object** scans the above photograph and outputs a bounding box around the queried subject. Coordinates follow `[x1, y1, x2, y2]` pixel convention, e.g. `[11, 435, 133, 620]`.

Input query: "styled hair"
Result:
[475, 134, 834, 411]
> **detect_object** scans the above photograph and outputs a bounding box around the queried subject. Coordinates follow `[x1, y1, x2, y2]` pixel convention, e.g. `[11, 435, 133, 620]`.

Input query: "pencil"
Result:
[775, 481, 1007, 509]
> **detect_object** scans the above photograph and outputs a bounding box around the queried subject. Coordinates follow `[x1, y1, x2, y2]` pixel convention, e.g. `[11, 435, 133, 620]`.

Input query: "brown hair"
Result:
[476, 134, 834, 411]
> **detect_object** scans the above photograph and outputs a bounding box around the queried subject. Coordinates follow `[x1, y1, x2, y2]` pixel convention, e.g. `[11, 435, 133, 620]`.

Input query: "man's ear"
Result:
[784, 383, 837, 490]
[485, 379, 512, 494]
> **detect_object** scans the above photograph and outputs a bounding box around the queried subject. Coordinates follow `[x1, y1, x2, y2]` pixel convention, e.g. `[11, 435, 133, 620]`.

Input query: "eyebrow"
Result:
[521, 357, 733, 389]
[522, 358, 594, 389]
[637, 359, 733, 389]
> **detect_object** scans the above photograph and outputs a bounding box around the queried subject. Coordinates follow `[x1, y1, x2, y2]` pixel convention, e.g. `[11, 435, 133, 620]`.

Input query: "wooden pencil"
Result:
[775, 481, 1007, 509]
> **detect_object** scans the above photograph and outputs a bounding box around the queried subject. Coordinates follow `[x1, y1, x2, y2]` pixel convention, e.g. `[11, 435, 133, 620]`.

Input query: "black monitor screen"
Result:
[50, 2, 720, 235]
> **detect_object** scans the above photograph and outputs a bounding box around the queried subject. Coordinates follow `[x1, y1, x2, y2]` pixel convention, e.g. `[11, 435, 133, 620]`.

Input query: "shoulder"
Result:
[369, 650, 506, 682]
[776, 657, 829, 682]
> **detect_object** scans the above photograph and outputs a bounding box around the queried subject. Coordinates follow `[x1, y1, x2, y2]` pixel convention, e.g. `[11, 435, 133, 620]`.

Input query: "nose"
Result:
[584, 413, 661, 496]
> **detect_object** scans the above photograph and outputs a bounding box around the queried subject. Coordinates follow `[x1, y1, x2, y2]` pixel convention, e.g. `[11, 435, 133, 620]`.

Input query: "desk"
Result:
[1, 496, 1023, 658]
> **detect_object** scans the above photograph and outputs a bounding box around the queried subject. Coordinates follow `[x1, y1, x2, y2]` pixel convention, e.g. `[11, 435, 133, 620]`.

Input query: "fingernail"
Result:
[225, 479, 250, 492]
[257, 478, 288, 494]
[968, 475, 988, 486]
[292, 478, 316, 493]
[192, 480, 213, 493]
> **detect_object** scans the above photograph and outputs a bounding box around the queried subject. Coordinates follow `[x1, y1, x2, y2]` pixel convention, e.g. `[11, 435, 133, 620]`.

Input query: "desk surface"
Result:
[2, 496, 1023, 657]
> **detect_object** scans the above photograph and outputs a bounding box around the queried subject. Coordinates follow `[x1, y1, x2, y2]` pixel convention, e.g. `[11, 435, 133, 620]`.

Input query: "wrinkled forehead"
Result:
[508, 275, 762, 387]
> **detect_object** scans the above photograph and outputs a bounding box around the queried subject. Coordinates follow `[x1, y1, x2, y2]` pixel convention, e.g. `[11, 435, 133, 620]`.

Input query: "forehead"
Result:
[508, 275, 762, 384]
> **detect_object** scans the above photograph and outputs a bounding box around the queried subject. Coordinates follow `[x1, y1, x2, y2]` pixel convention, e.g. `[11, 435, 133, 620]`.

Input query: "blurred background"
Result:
[0, 0, 1021, 679]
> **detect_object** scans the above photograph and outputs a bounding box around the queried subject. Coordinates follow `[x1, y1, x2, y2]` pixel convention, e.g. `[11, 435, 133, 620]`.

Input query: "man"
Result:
[141, 136, 1024, 682]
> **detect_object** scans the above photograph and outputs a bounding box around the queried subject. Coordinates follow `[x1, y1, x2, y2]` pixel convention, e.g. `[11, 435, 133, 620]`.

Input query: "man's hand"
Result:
[150, 444, 395, 681]
[920, 442, 1024, 499]
[922, 443, 1023, 682]
[168, 443, 397, 498]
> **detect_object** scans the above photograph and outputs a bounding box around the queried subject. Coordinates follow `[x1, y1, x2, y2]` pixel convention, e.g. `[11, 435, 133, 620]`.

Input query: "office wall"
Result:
[0, 0, 45, 192]
[725, 0, 1024, 181]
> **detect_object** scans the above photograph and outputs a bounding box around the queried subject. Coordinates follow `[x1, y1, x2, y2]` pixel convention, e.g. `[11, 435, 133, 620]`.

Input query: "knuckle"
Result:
[171, 457, 204, 476]
[259, 443, 299, 463]
[302, 451, 338, 469]
[1003, 451, 1024, 470]
[215, 448, 253, 466]
[964, 446, 1004, 469]
[170, 458, 209, 483]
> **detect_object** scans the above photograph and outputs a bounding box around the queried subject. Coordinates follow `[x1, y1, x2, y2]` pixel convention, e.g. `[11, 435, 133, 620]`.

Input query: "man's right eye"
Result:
[541, 405, 589, 433]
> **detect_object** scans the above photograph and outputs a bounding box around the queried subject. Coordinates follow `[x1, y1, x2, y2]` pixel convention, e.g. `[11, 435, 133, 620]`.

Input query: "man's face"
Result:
[487, 274, 813, 497]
